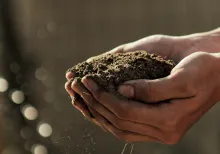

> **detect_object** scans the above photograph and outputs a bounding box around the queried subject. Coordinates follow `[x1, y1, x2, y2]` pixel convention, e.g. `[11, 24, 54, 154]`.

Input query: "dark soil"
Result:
[67, 50, 175, 95]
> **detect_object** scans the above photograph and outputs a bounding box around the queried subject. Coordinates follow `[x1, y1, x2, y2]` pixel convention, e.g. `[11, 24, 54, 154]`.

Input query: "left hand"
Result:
[76, 52, 220, 144]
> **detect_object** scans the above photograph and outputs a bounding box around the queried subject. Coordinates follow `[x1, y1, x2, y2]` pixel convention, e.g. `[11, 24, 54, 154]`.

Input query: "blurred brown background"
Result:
[1, 0, 220, 154]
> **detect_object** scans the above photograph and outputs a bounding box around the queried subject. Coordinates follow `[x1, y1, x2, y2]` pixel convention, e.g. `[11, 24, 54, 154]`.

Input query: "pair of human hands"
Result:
[65, 34, 220, 144]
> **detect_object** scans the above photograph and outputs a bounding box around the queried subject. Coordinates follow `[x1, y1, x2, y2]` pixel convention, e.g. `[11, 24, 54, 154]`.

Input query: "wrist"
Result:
[182, 28, 220, 53]
[173, 28, 220, 59]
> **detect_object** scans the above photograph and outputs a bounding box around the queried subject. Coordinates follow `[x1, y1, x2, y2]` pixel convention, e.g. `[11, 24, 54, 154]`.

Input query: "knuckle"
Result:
[110, 44, 126, 54]
[150, 34, 165, 41]
[118, 44, 126, 53]
[149, 34, 170, 45]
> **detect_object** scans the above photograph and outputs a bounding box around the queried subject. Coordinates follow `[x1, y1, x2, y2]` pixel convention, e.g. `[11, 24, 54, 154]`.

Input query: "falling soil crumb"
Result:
[67, 50, 175, 96]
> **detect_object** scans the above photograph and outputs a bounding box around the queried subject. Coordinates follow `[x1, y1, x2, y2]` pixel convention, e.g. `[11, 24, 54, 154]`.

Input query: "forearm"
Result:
[184, 27, 220, 54]
[173, 28, 220, 60]
[190, 27, 220, 50]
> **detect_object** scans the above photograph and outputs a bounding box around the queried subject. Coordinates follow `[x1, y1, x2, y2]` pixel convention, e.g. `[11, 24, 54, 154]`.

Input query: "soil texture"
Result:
[67, 50, 175, 95]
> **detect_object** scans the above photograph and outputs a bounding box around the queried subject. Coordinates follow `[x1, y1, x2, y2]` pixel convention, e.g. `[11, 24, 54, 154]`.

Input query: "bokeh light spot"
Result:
[37, 123, 52, 137]
[35, 67, 48, 81]
[0, 77, 9, 92]
[11, 90, 25, 104]
[31, 144, 48, 154]
[22, 105, 38, 120]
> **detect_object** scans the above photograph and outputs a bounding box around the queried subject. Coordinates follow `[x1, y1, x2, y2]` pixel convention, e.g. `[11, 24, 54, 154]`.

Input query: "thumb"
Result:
[118, 75, 191, 103]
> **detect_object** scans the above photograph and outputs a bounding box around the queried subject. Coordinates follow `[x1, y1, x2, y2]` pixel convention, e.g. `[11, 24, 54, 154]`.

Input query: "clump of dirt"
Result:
[67, 51, 175, 94]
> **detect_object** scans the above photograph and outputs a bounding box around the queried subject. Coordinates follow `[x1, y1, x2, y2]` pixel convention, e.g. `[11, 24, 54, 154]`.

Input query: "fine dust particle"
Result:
[76, 128, 96, 154]
[121, 143, 135, 154]
[130, 144, 134, 154]
[121, 143, 128, 154]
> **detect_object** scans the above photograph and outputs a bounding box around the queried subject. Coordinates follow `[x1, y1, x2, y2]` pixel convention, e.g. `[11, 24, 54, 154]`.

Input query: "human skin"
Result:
[65, 28, 220, 144]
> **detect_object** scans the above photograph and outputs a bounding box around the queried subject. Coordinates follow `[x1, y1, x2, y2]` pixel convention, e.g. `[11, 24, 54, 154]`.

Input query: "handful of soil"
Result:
[67, 50, 175, 95]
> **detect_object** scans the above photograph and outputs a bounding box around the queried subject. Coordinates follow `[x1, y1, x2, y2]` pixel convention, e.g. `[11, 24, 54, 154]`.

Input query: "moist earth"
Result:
[67, 50, 175, 95]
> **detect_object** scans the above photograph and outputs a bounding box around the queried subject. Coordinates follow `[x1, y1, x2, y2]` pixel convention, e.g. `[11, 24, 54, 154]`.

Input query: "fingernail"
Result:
[118, 84, 134, 98]
[67, 83, 75, 97]
[66, 71, 75, 80]
[71, 94, 79, 105]
[82, 77, 98, 92]
[71, 97, 76, 105]
[71, 78, 80, 90]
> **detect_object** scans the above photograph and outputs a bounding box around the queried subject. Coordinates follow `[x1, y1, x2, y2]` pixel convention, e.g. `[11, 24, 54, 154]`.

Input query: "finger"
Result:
[106, 44, 127, 54]
[65, 72, 106, 129]
[65, 79, 76, 97]
[123, 35, 174, 57]
[82, 76, 170, 127]
[72, 97, 94, 121]
[118, 72, 195, 103]
[88, 107, 108, 132]
[96, 117, 162, 143]
[87, 35, 174, 64]
[104, 42, 141, 55]
[70, 78, 95, 118]
[70, 78, 109, 130]
[107, 36, 174, 58]
[86, 44, 128, 63]
[97, 106, 163, 139]
[72, 78, 162, 136]
[66, 71, 75, 80]
[71, 77, 112, 117]
[72, 97, 105, 128]
[70, 78, 108, 132]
